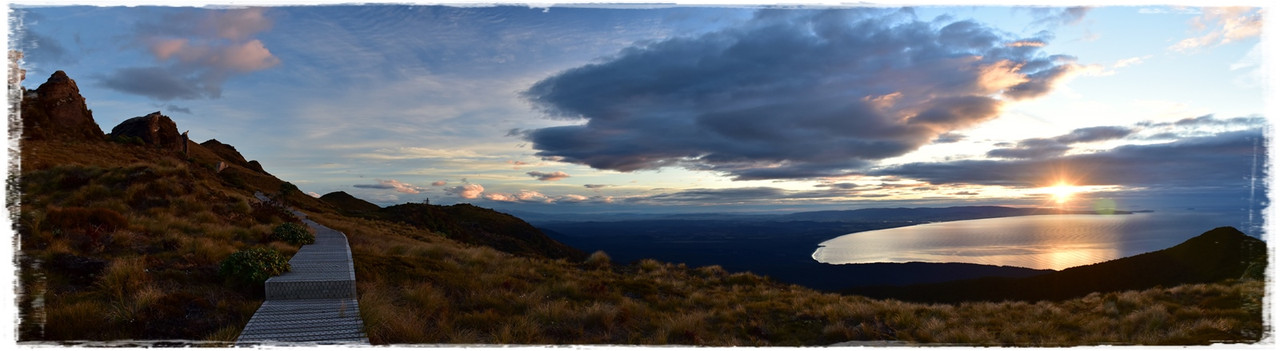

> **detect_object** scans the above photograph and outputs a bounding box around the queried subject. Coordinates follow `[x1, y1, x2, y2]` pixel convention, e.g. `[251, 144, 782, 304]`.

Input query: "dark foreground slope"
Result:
[845, 226, 1268, 303]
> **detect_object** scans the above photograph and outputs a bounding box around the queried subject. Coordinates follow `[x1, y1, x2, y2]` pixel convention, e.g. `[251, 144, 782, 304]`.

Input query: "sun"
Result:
[1046, 182, 1076, 205]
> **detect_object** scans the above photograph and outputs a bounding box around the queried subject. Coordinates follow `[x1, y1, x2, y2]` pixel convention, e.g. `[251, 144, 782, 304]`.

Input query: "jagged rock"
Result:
[21, 70, 103, 140]
[110, 112, 184, 151]
[246, 160, 269, 174]
[201, 139, 270, 174]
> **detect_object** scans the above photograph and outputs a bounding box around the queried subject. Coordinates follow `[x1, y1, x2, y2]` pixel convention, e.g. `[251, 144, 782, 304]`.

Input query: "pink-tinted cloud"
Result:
[1170, 7, 1262, 52]
[354, 179, 426, 194]
[431, 180, 447, 186]
[445, 184, 485, 199]
[527, 171, 570, 181]
[101, 7, 280, 100]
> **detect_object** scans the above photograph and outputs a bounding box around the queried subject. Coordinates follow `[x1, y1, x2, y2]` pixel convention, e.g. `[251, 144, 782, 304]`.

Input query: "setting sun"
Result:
[1047, 183, 1077, 204]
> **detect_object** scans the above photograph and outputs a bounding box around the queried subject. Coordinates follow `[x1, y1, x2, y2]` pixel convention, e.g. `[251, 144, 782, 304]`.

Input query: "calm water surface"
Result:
[811, 212, 1249, 270]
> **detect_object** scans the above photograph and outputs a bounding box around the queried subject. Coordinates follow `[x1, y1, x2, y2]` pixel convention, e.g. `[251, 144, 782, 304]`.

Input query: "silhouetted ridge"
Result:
[320, 191, 382, 215]
[201, 139, 270, 174]
[378, 203, 586, 261]
[844, 226, 1267, 303]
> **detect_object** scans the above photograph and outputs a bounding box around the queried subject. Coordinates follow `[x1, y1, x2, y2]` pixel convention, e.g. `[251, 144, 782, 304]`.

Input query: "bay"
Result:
[811, 212, 1253, 271]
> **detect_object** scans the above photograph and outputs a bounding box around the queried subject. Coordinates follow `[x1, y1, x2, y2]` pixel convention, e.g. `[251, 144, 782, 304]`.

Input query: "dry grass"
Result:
[16, 146, 315, 341]
[16, 138, 1268, 345]
[304, 210, 1269, 346]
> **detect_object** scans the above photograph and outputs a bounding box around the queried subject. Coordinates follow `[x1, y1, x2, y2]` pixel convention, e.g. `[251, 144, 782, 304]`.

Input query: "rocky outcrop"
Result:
[110, 112, 184, 152]
[201, 139, 270, 174]
[21, 70, 103, 140]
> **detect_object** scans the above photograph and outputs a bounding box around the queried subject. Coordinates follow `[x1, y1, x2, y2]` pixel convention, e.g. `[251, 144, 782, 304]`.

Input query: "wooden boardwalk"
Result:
[236, 213, 368, 345]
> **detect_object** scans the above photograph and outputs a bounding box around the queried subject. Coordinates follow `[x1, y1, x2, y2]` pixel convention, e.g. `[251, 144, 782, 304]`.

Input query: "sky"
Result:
[6, 1, 1272, 220]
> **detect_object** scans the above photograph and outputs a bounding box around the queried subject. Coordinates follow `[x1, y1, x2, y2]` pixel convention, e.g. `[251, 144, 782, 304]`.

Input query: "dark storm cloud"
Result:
[878, 128, 1265, 189]
[522, 8, 1081, 180]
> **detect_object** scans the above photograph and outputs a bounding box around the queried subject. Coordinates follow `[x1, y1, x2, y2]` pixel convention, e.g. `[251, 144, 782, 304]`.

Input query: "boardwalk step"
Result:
[236, 209, 368, 345]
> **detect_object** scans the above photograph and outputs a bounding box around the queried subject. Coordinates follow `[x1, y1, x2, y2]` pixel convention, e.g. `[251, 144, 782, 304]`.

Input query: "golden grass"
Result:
[302, 208, 1268, 346]
[16, 138, 1268, 345]
[17, 153, 312, 341]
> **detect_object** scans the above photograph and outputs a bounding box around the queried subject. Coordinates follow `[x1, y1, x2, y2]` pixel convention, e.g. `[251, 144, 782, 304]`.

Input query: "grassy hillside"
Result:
[16, 138, 308, 341]
[13, 72, 1270, 345]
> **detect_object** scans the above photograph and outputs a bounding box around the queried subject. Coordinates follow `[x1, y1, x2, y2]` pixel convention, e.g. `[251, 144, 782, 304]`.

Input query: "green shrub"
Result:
[271, 222, 315, 246]
[218, 247, 290, 285]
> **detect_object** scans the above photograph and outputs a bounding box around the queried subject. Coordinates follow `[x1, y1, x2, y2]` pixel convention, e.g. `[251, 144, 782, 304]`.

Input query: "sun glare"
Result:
[1047, 183, 1076, 205]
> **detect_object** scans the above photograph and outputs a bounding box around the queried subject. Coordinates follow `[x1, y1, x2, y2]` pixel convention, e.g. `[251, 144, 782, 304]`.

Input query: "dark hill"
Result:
[844, 226, 1267, 303]
[201, 139, 271, 174]
[320, 191, 382, 215]
[378, 203, 586, 261]
[319, 190, 583, 261]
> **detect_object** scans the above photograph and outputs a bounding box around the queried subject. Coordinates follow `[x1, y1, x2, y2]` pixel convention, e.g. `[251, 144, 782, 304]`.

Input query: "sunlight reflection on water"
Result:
[811, 213, 1231, 270]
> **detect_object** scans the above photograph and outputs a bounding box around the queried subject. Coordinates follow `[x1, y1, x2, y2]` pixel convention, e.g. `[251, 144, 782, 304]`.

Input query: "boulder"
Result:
[21, 70, 103, 140]
[110, 112, 184, 152]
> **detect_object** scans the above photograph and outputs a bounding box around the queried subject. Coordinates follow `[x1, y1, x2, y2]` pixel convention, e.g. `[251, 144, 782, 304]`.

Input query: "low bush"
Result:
[585, 250, 612, 270]
[271, 222, 315, 246]
[218, 247, 290, 285]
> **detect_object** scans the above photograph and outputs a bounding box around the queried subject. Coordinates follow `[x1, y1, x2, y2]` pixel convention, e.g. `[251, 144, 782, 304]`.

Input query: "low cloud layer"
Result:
[99, 7, 280, 100]
[354, 179, 426, 194]
[876, 128, 1265, 189]
[987, 126, 1133, 159]
[445, 183, 486, 199]
[527, 171, 570, 181]
[523, 8, 1082, 180]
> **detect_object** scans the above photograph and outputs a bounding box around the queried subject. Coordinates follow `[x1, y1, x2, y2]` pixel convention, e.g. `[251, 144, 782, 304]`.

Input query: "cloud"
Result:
[527, 171, 570, 181]
[445, 183, 485, 199]
[583, 184, 610, 189]
[14, 30, 76, 68]
[482, 190, 610, 204]
[163, 104, 193, 114]
[431, 180, 447, 186]
[307, 191, 322, 198]
[485, 190, 551, 203]
[877, 128, 1265, 189]
[1026, 7, 1092, 28]
[353, 179, 426, 194]
[986, 126, 1134, 159]
[99, 7, 280, 100]
[1113, 55, 1151, 68]
[933, 132, 966, 144]
[522, 8, 1081, 180]
[1169, 7, 1262, 52]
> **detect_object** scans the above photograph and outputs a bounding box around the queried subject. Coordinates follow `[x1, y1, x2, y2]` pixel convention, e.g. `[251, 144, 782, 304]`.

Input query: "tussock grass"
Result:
[304, 208, 1269, 346]
[17, 149, 314, 341]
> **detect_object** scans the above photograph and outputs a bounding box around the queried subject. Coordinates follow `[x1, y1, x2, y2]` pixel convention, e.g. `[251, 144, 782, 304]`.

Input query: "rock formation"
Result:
[201, 139, 270, 174]
[20, 70, 103, 140]
[110, 112, 184, 152]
